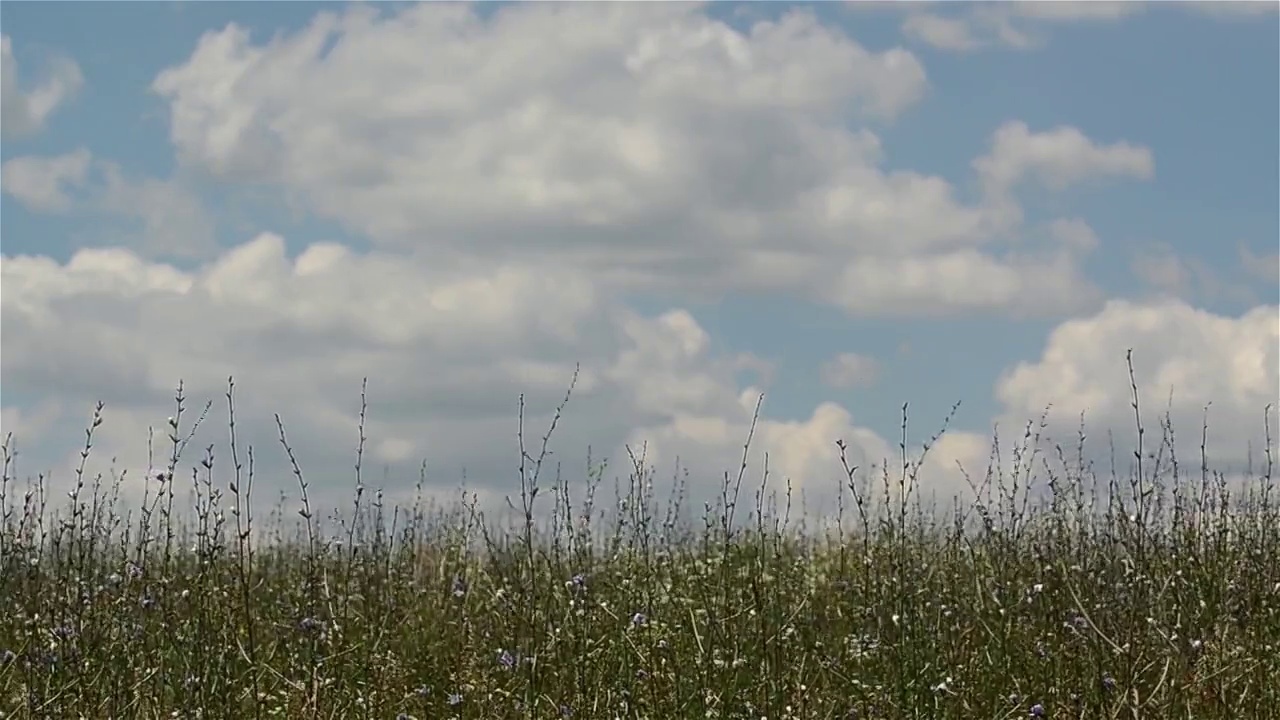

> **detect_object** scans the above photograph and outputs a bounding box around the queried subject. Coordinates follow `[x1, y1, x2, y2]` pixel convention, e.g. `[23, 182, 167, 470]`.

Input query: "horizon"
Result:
[1, 1, 1277, 521]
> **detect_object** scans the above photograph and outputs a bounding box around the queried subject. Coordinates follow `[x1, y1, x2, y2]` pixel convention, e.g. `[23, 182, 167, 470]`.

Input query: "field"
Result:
[2, 375, 1277, 720]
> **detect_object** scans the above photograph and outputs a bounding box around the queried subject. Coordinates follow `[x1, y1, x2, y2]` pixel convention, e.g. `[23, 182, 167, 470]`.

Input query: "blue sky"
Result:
[2, 1, 1277, 517]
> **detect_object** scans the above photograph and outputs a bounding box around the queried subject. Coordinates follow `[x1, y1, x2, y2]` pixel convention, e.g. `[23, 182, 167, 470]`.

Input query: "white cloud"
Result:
[1130, 243, 1261, 306]
[898, 300, 1280, 510]
[829, 248, 1103, 318]
[901, 2, 1143, 53]
[820, 352, 881, 390]
[143, 3, 1118, 319]
[1, 148, 91, 212]
[902, 13, 984, 52]
[996, 299, 1279, 470]
[1047, 218, 1100, 254]
[1131, 244, 1196, 297]
[1183, 1, 1280, 19]
[95, 162, 218, 259]
[1239, 245, 1279, 287]
[0, 235, 914, 517]
[622, 395, 908, 517]
[914, 430, 996, 503]
[0, 149, 215, 258]
[1, 35, 83, 140]
[1009, 2, 1140, 22]
[9, 251, 1257, 525]
[902, 0, 1271, 57]
[975, 120, 1154, 197]
[12, 3, 1249, 530]
[0, 400, 64, 451]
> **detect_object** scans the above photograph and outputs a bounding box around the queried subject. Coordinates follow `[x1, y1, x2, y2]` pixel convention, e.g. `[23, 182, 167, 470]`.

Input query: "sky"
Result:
[1, 1, 1277, 524]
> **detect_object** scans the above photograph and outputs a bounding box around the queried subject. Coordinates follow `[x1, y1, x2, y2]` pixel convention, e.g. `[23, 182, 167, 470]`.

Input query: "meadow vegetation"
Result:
[2, 360, 1277, 719]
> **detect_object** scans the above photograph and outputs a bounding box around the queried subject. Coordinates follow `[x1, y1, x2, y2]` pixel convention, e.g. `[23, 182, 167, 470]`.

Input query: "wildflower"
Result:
[630, 612, 647, 628]
[447, 693, 463, 706]
[451, 576, 467, 599]
[1030, 703, 1045, 717]
[298, 617, 324, 633]
[1101, 672, 1116, 692]
[498, 649, 516, 668]
[559, 704, 572, 718]
[0, 649, 15, 665]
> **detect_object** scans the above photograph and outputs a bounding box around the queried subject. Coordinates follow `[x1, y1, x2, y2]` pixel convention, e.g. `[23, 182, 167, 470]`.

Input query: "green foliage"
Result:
[1, 376, 1276, 720]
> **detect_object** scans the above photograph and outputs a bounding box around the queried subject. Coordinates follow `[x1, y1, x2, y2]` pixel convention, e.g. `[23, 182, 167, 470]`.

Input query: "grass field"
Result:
[2, 370, 1277, 720]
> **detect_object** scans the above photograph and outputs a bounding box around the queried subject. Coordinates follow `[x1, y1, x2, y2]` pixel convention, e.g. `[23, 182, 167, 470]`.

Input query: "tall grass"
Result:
[2, 361, 1277, 720]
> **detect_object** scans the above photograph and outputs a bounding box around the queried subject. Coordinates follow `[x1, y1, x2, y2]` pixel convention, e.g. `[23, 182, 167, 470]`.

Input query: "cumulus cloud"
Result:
[1131, 244, 1198, 298]
[1129, 243, 1264, 307]
[0, 401, 63, 451]
[142, 3, 1126, 319]
[94, 162, 218, 259]
[1183, 1, 1280, 19]
[1046, 218, 1101, 254]
[975, 120, 1154, 198]
[1, 148, 91, 212]
[883, 300, 1280, 513]
[820, 352, 881, 390]
[0, 235, 922, 519]
[901, 13, 985, 52]
[902, 2, 1143, 53]
[1239, 245, 1279, 287]
[995, 299, 1279, 472]
[0, 150, 214, 259]
[829, 247, 1102, 317]
[900, 1, 1273, 54]
[8, 3, 1250, 534]
[1010, 2, 1140, 22]
[1, 35, 83, 140]
[623, 397, 903, 520]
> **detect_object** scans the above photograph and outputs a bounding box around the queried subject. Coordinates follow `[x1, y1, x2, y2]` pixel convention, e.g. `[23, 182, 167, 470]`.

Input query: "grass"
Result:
[1, 360, 1277, 720]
